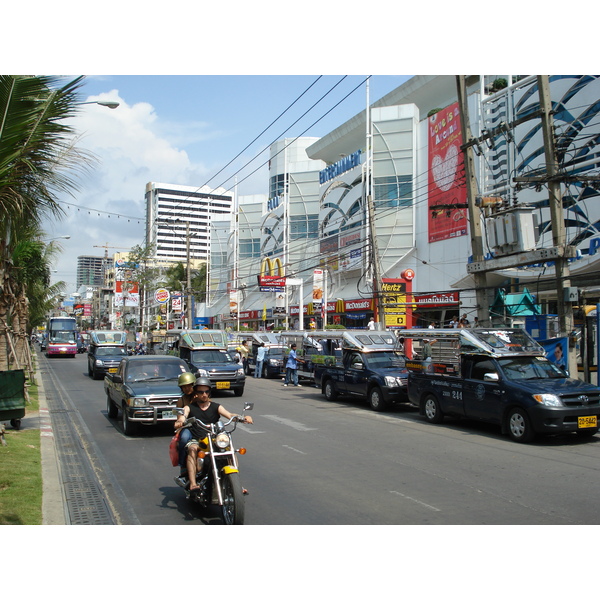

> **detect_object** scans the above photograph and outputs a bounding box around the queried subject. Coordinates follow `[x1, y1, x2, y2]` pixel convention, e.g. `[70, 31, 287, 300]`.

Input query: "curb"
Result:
[37, 361, 69, 525]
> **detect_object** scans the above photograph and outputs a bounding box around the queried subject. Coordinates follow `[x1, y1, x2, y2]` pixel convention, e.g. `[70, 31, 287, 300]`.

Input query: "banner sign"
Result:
[427, 102, 468, 243]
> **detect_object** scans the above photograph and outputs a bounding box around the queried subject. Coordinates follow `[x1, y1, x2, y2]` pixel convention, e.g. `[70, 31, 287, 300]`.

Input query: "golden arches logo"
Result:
[260, 257, 284, 277]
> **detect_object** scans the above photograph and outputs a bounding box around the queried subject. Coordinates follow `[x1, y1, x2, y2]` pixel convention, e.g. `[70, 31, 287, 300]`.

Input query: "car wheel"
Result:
[263, 365, 269, 378]
[106, 392, 118, 419]
[423, 394, 444, 424]
[324, 380, 337, 401]
[234, 387, 244, 397]
[369, 386, 389, 412]
[507, 407, 535, 443]
[122, 406, 137, 436]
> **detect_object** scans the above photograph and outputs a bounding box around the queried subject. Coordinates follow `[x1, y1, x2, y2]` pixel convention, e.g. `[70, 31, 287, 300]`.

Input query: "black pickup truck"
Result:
[104, 355, 191, 435]
[406, 328, 600, 443]
[313, 331, 408, 411]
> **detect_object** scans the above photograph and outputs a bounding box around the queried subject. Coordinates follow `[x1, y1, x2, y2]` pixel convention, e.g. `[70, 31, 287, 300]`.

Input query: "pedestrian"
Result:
[449, 316, 458, 328]
[367, 317, 376, 330]
[422, 338, 436, 361]
[236, 339, 249, 373]
[254, 342, 266, 378]
[283, 343, 302, 387]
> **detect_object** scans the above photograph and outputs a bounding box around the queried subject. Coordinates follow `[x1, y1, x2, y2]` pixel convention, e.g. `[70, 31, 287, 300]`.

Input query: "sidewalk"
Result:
[36, 363, 68, 525]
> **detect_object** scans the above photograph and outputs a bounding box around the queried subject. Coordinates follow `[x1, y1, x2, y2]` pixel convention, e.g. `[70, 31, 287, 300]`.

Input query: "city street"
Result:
[40, 351, 600, 526]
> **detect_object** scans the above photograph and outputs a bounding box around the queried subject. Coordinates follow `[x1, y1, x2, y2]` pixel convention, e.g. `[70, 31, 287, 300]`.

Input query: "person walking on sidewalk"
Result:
[254, 343, 266, 378]
[283, 343, 302, 387]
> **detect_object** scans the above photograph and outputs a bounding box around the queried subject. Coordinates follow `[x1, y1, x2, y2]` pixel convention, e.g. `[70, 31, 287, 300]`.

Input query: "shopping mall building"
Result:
[205, 75, 600, 334]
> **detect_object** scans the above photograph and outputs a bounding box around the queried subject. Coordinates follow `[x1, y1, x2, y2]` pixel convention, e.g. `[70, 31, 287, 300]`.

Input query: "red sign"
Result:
[427, 102, 468, 243]
[414, 292, 460, 305]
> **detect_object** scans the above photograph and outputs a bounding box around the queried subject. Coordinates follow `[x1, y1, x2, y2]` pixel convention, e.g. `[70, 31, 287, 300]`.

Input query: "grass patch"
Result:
[1, 370, 43, 525]
[0, 428, 43, 525]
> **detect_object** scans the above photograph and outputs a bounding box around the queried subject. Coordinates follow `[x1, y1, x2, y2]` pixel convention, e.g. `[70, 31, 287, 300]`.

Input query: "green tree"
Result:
[0, 75, 90, 370]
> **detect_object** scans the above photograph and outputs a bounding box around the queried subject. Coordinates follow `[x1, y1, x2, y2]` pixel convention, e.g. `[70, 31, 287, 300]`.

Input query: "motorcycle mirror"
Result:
[243, 402, 254, 411]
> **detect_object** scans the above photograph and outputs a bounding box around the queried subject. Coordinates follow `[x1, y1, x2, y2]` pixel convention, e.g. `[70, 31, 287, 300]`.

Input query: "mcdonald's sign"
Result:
[258, 257, 286, 291]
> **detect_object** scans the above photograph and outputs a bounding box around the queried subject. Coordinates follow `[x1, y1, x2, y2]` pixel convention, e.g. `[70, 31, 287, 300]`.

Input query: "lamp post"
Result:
[79, 100, 120, 109]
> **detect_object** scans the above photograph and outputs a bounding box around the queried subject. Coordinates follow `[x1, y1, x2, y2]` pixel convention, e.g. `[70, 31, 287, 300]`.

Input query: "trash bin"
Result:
[0, 369, 26, 430]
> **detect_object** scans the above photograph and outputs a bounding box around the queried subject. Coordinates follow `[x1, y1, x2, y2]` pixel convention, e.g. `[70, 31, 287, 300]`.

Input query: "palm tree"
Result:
[0, 75, 91, 371]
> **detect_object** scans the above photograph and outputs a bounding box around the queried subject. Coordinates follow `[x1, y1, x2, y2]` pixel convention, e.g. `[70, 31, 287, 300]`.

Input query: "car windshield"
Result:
[191, 350, 234, 364]
[97, 347, 127, 356]
[498, 357, 567, 380]
[364, 351, 407, 369]
[127, 361, 187, 381]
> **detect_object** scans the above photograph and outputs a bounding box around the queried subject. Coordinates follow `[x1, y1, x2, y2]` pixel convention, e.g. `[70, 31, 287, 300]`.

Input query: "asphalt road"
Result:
[40, 351, 600, 525]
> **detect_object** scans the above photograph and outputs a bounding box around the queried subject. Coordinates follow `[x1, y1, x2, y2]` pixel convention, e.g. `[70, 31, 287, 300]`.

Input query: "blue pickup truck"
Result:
[405, 328, 600, 443]
[313, 330, 409, 411]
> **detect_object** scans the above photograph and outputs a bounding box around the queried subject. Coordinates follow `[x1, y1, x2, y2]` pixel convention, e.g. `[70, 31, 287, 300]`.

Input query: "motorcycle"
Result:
[174, 402, 253, 525]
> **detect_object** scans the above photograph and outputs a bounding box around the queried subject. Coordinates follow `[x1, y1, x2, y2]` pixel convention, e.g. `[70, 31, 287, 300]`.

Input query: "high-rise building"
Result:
[76, 255, 105, 287]
[145, 182, 234, 262]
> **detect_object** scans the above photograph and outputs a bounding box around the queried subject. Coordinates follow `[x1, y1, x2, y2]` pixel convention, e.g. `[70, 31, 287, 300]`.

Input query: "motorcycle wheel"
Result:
[220, 472, 245, 525]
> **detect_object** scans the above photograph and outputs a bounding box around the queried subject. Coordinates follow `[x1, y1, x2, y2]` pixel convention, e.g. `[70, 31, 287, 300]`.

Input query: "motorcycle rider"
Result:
[174, 377, 253, 491]
[174, 372, 196, 484]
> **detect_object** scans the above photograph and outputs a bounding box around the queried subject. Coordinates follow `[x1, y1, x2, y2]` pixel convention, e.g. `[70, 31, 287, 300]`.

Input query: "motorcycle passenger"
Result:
[174, 377, 253, 491]
[174, 372, 196, 484]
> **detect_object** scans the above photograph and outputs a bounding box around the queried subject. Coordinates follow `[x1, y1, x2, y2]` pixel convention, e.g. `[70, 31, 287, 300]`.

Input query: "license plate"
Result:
[108, 367, 118, 373]
[578, 415, 597, 428]
[162, 410, 174, 419]
[216, 381, 230, 389]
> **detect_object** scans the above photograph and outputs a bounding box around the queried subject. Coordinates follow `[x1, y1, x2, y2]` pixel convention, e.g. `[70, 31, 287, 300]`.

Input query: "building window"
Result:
[240, 239, 261, 259]
[374, 175, 412, 209]
[290, 214, 318, 239]
[270, 173, 288, 199]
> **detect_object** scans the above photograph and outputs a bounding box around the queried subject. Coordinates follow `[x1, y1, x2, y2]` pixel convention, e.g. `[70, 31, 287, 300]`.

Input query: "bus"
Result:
[46, 316, 78, 358]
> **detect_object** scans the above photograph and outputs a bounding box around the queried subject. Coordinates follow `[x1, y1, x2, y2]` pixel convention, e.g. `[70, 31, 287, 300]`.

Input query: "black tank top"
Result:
[188, 402, 221, 437]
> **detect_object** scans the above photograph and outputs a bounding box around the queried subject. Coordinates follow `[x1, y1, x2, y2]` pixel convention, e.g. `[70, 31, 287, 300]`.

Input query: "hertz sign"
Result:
[257, 257, 286, 292]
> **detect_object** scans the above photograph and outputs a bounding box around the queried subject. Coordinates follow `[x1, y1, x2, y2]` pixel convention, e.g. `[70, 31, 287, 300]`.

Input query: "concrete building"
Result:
[76, 255, 104, 288]
[203, 75, 600, 338]
[145, 182, 234, 263]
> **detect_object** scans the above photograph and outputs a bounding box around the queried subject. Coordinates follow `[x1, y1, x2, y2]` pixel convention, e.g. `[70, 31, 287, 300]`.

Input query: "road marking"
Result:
[283, 445, 307, 455]
[390, 491, 441, 512]
[349, 410, 414, 424]
[262, 414, 317, 432]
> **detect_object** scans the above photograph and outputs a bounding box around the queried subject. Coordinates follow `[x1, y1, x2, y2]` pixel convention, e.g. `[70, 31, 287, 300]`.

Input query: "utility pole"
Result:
[537, 75, 576, 374]
[365, 77, 385, 327]
[456, 76, 491, 325]
[186, 221, 192, 329]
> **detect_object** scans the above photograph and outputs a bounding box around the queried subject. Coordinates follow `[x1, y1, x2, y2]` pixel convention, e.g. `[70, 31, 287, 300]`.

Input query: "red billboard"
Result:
[427, 102, 468, 243]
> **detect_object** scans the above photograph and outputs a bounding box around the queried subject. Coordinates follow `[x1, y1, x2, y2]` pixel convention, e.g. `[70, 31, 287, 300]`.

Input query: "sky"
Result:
[5, 2, 585, 297]
[44, 74, 411, 291]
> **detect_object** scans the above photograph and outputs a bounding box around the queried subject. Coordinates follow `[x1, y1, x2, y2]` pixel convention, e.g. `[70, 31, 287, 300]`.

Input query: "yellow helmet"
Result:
[178, 372, 196, 387]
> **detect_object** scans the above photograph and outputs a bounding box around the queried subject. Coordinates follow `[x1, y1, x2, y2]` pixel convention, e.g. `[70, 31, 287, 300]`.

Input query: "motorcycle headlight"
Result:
[533, 393, 563, 407]
[215, 432, 231, 449]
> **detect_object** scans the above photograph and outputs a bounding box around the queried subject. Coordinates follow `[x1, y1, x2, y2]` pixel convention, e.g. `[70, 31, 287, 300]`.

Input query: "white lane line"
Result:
[390, 491, 441, 512]
[349, 410, 414, 424]
[262, 414, 317, 432]
[283, 445, 307, 455]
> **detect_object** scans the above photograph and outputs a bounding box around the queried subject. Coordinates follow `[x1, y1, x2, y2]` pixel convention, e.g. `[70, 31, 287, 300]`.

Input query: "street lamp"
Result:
[44, 235, 70, 241]
[80, 100, 120, 109]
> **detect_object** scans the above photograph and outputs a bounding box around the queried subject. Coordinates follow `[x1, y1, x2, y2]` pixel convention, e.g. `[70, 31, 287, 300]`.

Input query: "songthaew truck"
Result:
[313, 330, 408, 411]
[405, 328, 600, 443]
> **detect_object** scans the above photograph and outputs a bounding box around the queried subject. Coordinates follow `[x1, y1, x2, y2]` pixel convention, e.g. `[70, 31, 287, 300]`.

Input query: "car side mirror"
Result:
[483, 372, 499, 382]
[112, 374, 123, 383]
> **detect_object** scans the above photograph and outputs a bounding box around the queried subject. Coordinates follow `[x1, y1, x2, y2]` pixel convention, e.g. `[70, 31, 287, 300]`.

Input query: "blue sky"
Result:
[45, 75, 411, 290]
